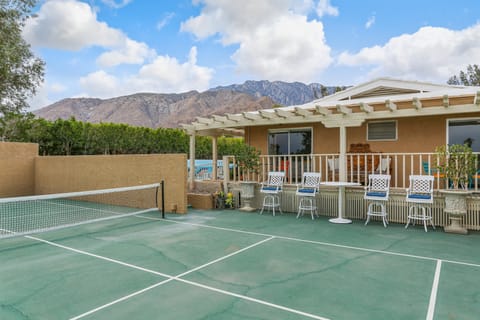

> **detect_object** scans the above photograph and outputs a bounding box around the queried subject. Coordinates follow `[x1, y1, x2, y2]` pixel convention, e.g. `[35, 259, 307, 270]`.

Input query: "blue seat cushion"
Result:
[298, 188, 315, 193]
[262, 186, 280, 191]
[408, 194, 431, 200]
[366, 191, 387, 197]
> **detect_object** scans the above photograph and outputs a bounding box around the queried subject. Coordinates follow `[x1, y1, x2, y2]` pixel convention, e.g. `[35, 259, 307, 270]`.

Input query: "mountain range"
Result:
[34, 80, 337, 128]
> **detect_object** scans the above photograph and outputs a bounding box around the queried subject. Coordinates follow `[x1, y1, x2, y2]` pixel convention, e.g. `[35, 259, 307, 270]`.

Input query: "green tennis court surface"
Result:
[1, 209, 480, 319]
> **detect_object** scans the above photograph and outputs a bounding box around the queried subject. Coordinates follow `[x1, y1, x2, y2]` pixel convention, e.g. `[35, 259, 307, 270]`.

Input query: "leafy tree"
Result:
[0, 0, 44, 115]
[0, 110, 33, 141]
[320, 85, 328, 97]
[447, 64, 480, 86]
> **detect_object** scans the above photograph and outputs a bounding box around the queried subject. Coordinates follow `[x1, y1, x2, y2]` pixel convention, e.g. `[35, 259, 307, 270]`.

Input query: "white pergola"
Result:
[182, 78, 480, 189]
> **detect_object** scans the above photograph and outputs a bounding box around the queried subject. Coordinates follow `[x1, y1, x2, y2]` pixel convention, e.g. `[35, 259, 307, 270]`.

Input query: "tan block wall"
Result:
[34, 154, 188, 214]
[0, 142, 38, 197]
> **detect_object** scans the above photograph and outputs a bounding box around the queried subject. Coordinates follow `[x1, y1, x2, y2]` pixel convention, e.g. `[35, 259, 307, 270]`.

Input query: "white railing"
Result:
[222, 152, 480, 191]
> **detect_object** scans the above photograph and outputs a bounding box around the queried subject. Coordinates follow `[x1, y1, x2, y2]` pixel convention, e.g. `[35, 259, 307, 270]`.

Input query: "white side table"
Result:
[321, 181, 361, 224]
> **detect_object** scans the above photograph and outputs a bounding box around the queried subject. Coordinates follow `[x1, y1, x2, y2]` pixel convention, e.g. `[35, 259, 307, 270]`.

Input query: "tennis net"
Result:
[0, 183, 160, 239]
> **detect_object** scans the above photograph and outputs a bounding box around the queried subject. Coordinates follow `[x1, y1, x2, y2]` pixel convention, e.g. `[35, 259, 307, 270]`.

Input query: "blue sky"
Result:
[23, 0, 480, 109]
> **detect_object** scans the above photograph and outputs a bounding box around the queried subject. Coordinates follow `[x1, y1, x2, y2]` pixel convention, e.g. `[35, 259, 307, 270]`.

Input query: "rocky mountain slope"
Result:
[210, 80, 335, 106]
[34, 80, 336, 128]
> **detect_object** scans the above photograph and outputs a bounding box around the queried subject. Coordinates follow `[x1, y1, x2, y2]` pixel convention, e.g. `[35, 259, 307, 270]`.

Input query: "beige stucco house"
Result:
[184, 77, 480, 229]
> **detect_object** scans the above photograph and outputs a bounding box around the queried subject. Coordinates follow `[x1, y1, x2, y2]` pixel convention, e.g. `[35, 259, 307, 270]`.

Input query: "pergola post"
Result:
[189, 131, 196, 191]
[338, 125, 347, 182]
[212, 136, 218, 180]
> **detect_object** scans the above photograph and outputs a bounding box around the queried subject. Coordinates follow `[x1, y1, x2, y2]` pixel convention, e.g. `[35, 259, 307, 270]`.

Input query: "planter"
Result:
[440, 189, 472, 234]
[239, 181, 257, 212]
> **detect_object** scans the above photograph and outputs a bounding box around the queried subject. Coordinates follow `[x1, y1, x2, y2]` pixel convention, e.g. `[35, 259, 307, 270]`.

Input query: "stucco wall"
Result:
[246, 112, 479, 154]
[247, 123, 340, 155]
[35, 154, 188, 214]
[0, 142, 38, 197]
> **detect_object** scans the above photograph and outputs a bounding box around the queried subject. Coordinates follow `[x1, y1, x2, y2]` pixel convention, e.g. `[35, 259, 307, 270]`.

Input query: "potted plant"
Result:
[435, 144, 477, 234]
[235, 144, 260, 212]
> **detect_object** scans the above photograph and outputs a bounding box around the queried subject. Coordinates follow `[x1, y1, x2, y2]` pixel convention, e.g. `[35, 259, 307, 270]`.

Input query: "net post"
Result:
[161, 180, 165, 219]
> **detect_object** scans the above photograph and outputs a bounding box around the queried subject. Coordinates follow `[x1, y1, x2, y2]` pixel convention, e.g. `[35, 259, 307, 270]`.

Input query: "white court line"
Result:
[26, 235, 171, 278]
[140, 215, 480, 268]
[70, 278, 173, 320]
[27, 234, 330, 320]
[426, 260, 442, 320]
[176, 277, 330, 320]
[174, 236, 275, 278]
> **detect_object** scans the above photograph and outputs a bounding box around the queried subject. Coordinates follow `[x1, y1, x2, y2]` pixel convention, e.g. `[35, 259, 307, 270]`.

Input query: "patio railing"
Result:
[221, 152, 480, 191]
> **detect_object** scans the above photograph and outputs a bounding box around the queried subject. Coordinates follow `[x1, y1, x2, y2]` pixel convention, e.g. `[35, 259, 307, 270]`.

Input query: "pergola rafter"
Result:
[360, 103, 373, 113]
[294, 107, 314, 117]
[274, 109, 292, 118]
[336, 104, 352, 115]
[385, 99, 397, 111]
[475, 91, 480, 106]
[443, 95, 449, 108]
[413, 97, 422, 110]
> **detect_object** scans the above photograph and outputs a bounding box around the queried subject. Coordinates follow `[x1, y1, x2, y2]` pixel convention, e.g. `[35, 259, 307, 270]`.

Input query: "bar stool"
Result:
[296, 172, 321, 220]
[260, 171, 285, 216]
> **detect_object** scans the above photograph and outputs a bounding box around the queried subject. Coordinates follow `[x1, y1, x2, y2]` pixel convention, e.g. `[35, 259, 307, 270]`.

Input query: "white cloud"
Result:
[79, 70, 119, 98]
[79, 47, 214, 98]
[365, 14, 375, 29]
[23, 0, 123, 50]
[27, 81, 67, 110]
[23, 0, 152, 67]
[97, 39, 156, 67]
[232, 15, 331, 82]
[157, 12, 175, 30]
[316, 0, 339, 17]
[101, 0, 133, 8]
[181, 0, 333, 82]
[131, 46, 214, 93]
[338, 24, 480, 82]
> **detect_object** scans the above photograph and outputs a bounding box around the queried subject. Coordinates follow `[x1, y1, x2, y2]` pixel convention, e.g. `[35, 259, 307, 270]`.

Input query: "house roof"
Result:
[182, 78, 480, 136]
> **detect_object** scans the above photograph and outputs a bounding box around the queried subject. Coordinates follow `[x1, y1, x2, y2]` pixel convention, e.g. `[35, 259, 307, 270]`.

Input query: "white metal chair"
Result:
[405, 175, 435, 232]
[376, 157, 391, 174]
[260, 171, 285, 216]
[296, 172, 321, 220]
[364, 174, 391, 227]
[327, 158, 339, 180]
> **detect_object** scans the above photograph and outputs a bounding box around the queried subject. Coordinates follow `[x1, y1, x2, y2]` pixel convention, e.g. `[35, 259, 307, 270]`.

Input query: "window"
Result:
[268, 129, 312, 155]
[367, 121, 397, 141]
[448, 118, 480, 152]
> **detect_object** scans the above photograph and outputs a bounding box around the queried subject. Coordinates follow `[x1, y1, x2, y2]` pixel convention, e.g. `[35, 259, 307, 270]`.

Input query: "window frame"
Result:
[366, 120, 398, 141]
[446, 117, 480, 152]
[267, 127, 313, 155]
